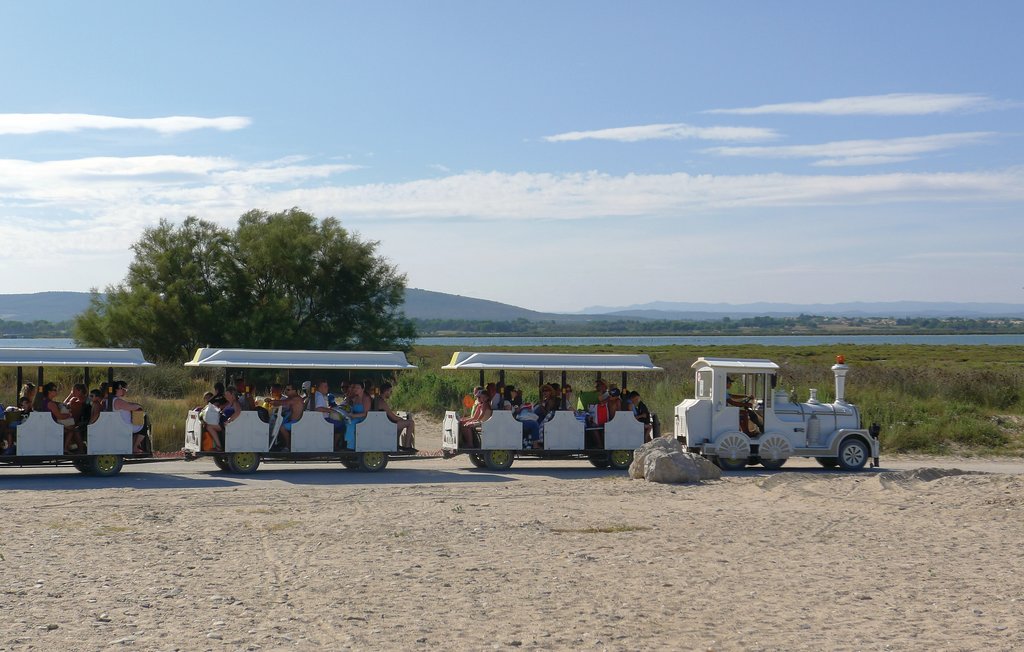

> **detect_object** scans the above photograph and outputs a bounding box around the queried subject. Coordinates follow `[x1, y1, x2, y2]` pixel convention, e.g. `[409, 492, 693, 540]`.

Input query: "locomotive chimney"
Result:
[832, 355, 849, 404]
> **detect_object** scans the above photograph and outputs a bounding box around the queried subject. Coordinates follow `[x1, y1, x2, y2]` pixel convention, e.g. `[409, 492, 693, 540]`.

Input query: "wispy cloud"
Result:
[544, 122, 778, 143]
[706, 93, 1008, 116]
[3, 156, 1023, 295]
[704, 132, 996, 166]
[1, 157, 1021, 230]
[0, 113, 251, 135]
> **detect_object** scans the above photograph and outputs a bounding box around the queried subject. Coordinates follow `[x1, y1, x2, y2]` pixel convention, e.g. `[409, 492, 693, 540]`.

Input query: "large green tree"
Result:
[75, 209, 416, 361]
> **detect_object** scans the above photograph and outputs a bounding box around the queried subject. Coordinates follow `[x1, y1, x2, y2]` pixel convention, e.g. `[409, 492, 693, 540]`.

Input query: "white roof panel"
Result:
[442, 351, 662, 372]
[185, 348, 416, 370]
[691, 357, 779, 373]
[0, 348, 155, 367]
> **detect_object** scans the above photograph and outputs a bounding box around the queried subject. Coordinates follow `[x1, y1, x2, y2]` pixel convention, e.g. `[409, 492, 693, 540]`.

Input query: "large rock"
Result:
[629, 437, 721, 484]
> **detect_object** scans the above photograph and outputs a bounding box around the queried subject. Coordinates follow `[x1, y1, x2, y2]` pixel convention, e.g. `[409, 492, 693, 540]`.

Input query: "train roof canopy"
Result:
[691, 357, 780, 373]
[185, 348, 416, 370]
[0, 348, 155, 367]
[442, 351, 662, 372]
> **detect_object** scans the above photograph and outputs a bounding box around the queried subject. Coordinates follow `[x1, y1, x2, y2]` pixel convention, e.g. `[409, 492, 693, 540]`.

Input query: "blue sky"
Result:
[1, 1, 1022, 312]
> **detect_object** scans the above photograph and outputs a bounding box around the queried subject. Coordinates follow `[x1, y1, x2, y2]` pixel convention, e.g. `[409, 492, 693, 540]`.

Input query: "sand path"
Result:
[2, 445, 1023, 651]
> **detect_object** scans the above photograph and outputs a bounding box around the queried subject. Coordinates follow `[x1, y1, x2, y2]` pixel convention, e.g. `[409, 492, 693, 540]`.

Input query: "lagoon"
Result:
[8, 334, 1024, 349]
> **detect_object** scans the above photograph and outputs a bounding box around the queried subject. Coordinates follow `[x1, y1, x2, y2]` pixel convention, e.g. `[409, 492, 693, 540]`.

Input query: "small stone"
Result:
[98, 613, 112, 623]
[207, 632, 223, 640]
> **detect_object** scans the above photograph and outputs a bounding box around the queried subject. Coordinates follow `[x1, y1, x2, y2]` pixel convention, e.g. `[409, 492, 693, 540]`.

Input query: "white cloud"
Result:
[1, 157, 1021, 233]
[0, 113, 251, 135]
[544, 122, 778, 143]
[706, 93, 1006, 116]
[704, 132, 996, 166]
[2, 155, 1022, 302]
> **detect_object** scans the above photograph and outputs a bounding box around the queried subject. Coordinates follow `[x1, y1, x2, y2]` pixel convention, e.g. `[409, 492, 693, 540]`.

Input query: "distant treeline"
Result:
[413, 315, 1024, 336]
[4, 315, 1024, 340]
[0, 319, 74, 338]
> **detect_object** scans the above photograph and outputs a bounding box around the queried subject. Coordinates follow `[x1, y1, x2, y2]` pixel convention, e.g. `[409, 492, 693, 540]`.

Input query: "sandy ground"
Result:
[2, 418, 1023, 651]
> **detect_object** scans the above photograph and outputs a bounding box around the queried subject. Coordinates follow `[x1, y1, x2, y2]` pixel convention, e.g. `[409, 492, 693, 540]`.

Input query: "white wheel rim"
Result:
[717, 433, 750, 461]
[759, 435, 791, 461]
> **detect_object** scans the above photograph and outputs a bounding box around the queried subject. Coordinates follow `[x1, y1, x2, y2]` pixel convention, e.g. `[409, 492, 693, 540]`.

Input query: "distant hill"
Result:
[582, 301, 1024, 320]
[0, 289, 588, 324]
[0, 292, 95, 322]
[402, 289, 557, 321]
[4, 290, 1024, 324]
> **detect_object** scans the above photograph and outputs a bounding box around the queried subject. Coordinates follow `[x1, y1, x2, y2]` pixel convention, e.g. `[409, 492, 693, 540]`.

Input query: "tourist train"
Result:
[0, 348, 158, 476]
[0, 347, 880, 476]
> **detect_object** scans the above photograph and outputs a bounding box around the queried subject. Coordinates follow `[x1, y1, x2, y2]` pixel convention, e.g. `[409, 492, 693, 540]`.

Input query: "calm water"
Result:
[416, 334, 1024, 347]
[5, 334, 1024, 350]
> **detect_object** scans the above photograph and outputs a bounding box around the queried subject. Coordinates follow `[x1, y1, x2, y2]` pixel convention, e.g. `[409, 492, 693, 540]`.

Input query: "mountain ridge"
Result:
[2, 290, 1023, 323]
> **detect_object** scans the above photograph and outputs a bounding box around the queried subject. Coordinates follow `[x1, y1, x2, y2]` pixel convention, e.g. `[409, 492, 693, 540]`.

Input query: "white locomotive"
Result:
[674, 356, 880, 471]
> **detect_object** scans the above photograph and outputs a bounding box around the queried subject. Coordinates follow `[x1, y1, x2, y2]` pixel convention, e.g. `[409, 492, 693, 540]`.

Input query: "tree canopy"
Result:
[75, 208, 416, 361]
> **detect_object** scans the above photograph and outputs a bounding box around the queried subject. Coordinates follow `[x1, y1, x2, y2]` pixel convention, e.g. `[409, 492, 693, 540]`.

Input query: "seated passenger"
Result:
[85, 389, 105, 426]
[112, 380, 147, 454]
[459, 388, 491, 448]
[561, 384, 574, 411]
[486, 383, 503, 412]
[270, 384, 305, 451]
[41, 383, 83, 454]
[32, 383, 47, 412]
[373, 382, 416, 452]
[197, 391, 215, 411]
[607, 387, 622, 417]
[260, 384, 283, 409]
[221, 387, 244, 422]
[64, 384, 87, 424]
[725, 376, 763, 435]
[1, 398, 28, 454]
[503, 385, 519, 410]
[628, 390, 654, 441]
[233, 376, 254, 411]
[337, 381, 372, 451]
[201, 395, 227, 451]
[4, 397, 33, 453]
[313, 380, 347, 441]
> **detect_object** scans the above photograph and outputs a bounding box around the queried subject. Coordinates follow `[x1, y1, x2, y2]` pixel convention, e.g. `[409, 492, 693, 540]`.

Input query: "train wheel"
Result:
[815, 457, 839, 469]
[468, 453, 487, 468]
[89, 455, 124, 477]
[341, 458, 361, 469]
[213, 455, 231, 471]
[608, 450, 633, 470]
[760, 458, 786, 470]
[228, 452, 261, 474]
[588, 453, 610, 469]
[715, 433, 751, 471]
[73, 459, 93, 475]
[359, 452, 389, 472]
[715, 455, 748, 471]
[837, 439, 869, 471]
[483, 449, 514, 471]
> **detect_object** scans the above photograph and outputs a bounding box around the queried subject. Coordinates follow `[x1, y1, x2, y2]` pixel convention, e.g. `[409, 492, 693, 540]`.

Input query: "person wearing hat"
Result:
[607, 386, 623, 418]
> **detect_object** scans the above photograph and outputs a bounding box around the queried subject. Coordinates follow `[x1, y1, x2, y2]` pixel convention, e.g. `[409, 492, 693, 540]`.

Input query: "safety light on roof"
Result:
[836, 354, 845, 364]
